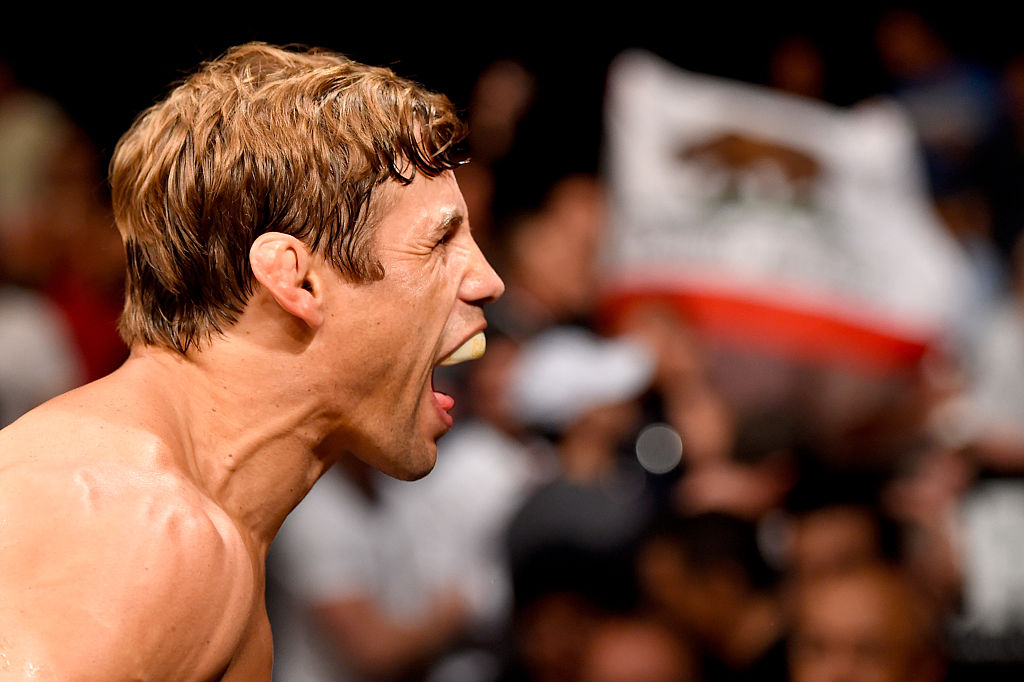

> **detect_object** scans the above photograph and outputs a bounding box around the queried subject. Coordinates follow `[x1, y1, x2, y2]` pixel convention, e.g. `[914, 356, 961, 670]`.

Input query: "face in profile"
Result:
[320, 170, 504, 480]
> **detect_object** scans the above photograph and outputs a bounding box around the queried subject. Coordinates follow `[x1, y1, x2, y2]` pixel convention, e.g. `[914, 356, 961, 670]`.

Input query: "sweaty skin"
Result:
[0, 170, 503, 680]
[0, 379, 271, 680]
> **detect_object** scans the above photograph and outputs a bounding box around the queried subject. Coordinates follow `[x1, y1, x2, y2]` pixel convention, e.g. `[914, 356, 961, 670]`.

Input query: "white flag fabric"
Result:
[599, 49, 974, 373]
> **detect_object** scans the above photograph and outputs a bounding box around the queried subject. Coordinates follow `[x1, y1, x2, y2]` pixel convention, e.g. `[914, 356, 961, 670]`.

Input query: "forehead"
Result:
[372, 170, 465, 240]
[797, 574, 910, 636]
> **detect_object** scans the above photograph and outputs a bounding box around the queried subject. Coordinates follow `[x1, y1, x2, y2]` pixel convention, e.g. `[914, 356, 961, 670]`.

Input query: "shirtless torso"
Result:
[0, 363, 276, 680]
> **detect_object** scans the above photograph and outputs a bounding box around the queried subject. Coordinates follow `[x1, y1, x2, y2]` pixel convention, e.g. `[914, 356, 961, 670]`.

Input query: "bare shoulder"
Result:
[0, 406, 258, 679]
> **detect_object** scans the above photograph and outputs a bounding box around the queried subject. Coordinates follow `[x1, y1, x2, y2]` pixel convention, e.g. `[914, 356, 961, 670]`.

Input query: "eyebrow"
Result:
[435, 211, 464, 239]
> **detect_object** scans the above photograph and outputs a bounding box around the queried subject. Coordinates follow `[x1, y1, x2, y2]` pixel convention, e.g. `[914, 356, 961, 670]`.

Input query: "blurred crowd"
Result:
[0, 57, 127, 426]
[6, 8, 1024, 682]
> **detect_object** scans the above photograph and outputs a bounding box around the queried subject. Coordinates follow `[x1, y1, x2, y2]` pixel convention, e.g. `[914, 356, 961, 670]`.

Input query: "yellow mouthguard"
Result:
[440, 331, 486, 366]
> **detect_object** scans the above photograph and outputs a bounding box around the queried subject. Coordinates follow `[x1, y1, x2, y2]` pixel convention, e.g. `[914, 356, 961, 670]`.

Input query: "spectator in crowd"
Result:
[635, 511, 788, 682]
[0, 59, 87, 425]
[486, 174, 608, 341]
[579, 614, 700, 682]
[930, 231, 1024, 675]
[496, 544, 625, 682]
[942, 230, 1024, 468]
[873, 8, 1000, 199]
[268, 455, 476, 682]
[780, 465, 903, 591]
[0, 57, 76, 257]
[673, 407, 798, 524]
[454, 57, 537, 261]
[871, 8, 1007, 358]
[497, 325, 659, 681]
[608, 302, 736, 475]
[38, 126, 128, 382]
[768, 35, 827, 101]
[882, 435, 1024, 679]
[788, 561, 947, 682]
[503, 326, 659, 570]
[1, 58, 126, 407]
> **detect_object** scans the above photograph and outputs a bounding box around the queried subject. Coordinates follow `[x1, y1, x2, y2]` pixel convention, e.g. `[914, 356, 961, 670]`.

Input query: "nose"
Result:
[462, 237, 505, 306]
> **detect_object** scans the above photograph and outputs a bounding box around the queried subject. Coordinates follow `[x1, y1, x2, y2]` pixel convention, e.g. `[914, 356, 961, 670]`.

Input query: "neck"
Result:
[116, 338, 341, 556]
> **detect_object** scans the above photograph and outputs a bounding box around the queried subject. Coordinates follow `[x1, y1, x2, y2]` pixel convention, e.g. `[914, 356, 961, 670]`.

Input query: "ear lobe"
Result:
[250, 233, 325, 328]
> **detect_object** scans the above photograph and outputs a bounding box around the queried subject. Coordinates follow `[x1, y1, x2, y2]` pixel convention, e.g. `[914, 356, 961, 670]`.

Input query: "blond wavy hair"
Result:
[110, 41, 467, 352]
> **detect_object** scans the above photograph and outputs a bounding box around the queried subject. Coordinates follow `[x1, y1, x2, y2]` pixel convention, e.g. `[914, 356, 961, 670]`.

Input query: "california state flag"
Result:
[598, 50, 974, 375]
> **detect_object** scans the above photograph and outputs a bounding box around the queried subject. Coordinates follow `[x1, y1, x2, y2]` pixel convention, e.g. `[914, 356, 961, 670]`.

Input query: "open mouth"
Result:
[430, 331, 487, 431]
[430, 371, 455, 428]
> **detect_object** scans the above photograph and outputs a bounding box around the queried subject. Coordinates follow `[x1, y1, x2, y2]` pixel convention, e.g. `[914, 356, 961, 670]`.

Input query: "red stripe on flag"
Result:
[598, 288, 934, 375]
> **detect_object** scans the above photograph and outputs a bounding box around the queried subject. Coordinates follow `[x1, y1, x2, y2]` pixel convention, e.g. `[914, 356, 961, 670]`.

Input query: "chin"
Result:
[386, 457, 436, 482]
[371, 441, 438, 482]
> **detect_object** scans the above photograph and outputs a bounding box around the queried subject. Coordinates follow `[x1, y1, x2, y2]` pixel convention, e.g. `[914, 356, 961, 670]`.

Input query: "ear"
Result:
[249, 232, 324, 328]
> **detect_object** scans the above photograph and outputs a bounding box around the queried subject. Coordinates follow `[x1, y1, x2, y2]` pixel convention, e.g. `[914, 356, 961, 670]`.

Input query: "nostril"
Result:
[491, 273, 507, 303]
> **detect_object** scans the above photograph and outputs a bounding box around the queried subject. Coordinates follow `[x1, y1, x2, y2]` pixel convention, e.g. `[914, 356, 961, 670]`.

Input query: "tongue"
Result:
[431, 372, 455, 412]
[433, 390, 455, 412]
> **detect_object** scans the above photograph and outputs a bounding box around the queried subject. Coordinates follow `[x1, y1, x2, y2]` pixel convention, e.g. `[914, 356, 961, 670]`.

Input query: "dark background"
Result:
[2, 4, 1020, 177]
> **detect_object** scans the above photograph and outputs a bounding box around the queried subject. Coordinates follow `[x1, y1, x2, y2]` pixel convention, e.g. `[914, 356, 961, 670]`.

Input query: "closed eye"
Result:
[434, 212, 463, 248]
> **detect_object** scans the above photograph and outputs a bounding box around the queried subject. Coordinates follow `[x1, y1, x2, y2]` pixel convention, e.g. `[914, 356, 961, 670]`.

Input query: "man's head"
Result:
[111, 43, 503, 480]
[789, 562, 945, 682]
[782, 468, 902, 589]
[579, 615, 698, 682]
[636, 511, 777, 648]
[110, 41, 466, 353]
